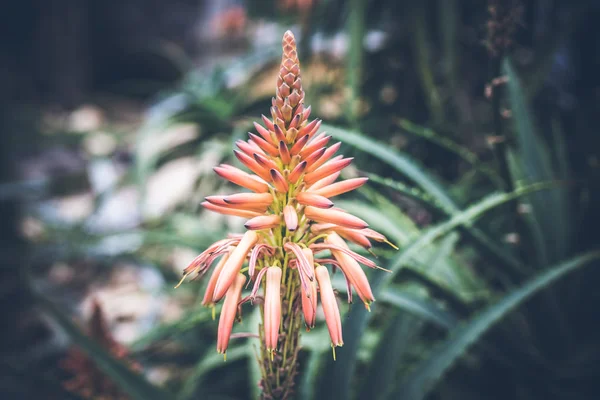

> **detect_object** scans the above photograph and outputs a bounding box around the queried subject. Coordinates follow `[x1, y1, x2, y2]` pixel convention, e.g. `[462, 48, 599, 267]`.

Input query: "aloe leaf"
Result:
[325, 124, 530, 277]
[324, 124, 456, 211]
[390, 250, 600, 400]
[367, 173, 450, 215]
[315, 182, 554, 399]
[346, 0, 366, 126]
[412, 2, 445, 124]
[378, 288, 458, 330]
[359, 313, 424, 400]
[36, 295, 171, 400]
[386, 183, 554, 283]
[398, 119, 504, 188]
[177, 346, 249, 400]
[132, 307, 213, 350]
[314, 301, 370, 400]
[439, 0, 459, 93]
[504, 58, 571, 264]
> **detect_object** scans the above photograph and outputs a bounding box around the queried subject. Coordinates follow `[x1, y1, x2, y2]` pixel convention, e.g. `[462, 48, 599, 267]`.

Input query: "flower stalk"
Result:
[179, 30, 394, 399]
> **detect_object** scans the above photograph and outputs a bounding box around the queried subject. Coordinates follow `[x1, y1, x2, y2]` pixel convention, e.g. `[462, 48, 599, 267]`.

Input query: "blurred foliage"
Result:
[3, 0, 600, 400]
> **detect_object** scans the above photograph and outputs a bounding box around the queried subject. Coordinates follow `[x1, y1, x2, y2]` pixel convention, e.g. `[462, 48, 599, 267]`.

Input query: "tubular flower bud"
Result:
[264, 267, 282, 353]
[315, 265, 343, 348]
[244, 215, 281, 230]
[305, 206, 369, 229]
[178, 30, 395, 398]
[283, 205, 298, 231]
[217, 273, 247, 355]
[202, 248, 233, 306]
[296, 192, 334, 208]
[310, 177, 369, 198]
[326, 233, 375, 309]
[301, 249, 317, 329]
[213, 165, 269, 193]
[213, 231, 258, 302]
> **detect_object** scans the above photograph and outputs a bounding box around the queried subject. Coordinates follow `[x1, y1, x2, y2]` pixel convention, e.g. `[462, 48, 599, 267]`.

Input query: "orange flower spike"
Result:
[315, 265, 343, 349]
[305, 206, 368, 229]
[213, 231, 258, 302]
[326, 233, 375, 309]
[264, 267, 282, 354]
[217, 273, 247, 356]
[180, 30, 392, 398]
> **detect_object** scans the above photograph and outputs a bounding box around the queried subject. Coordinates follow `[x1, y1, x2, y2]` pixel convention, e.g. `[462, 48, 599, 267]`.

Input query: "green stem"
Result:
[259, 226, 303, 399]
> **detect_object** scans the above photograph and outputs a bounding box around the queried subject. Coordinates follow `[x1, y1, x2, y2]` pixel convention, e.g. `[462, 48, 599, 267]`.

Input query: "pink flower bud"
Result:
[213, 231, 258, 302]
[315, 265, 343, 347]
[264, 267, 282, 352]
[217, 273, 247, 355]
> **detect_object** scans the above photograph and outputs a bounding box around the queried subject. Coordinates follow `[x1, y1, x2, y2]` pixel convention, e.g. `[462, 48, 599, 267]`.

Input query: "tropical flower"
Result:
[179, 30, 394, 398]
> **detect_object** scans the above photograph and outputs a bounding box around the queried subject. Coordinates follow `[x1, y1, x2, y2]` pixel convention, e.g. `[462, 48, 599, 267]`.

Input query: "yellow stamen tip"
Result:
[385, 240, 399, 250]
[332, 345, 337, 361]
[211, 305, 216, 321]
[174, 273, 190, 289]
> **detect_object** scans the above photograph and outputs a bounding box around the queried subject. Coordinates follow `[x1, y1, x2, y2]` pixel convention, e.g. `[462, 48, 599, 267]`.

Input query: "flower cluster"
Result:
[180, 30, 393, 396]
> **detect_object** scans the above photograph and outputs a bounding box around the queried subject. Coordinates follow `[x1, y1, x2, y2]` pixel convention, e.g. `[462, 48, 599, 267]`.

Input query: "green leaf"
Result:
[323, 124, 456, 211]
[132, 307, 213, 350]
[379, 288, 458, 330]
[504, 58, 571, 264]
[391, 250, 600, 400]
[36, 295, 171, 400]
[367, 173, 450, 215]
[385, 182, 556, 284]
[177, 347, 249, 400]
[326, 124, 530, 278]
[412, 2, 445, 124]
[315, 183, 553, 400]
[332, 273, 458, 330]
[359, 313, 424, 400]
[398, 119, 503, 188]
[314, 301, 371, 400]
[345, 0, 367, 126]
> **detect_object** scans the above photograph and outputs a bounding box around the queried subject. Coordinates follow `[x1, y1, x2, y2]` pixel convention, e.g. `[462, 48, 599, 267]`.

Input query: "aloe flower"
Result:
[180, 30, 394, 399]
